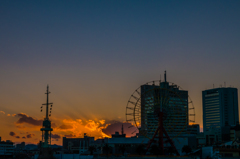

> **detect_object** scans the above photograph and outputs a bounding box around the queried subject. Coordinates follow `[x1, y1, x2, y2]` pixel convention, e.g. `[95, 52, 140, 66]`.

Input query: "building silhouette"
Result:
[202, 87, 239, 142]
[62, 133, 94, 154]
[0, 137, 14, 158]
[187, 124, 200, 135]
[140, 71, 189, 138]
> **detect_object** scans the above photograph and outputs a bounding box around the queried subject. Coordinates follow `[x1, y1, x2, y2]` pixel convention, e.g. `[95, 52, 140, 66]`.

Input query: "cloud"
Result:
[22, 137, 26, 139]
[12, 114, 16, 117]
[0, 111, 5, 114]
[52, 123, 57, 128]
[51, 134, 61, 139]
[64, 134, 76, 138]
[16, 113, 43, 126]
[16, 136, 20, 138]
[102, 122, 138, 137]
[9, 131, 16, 136]
[26, 134, 35, 138]
[7, 114, 11, 116]
[85, 120, 99, 131]
[54, 119, 137, 139]
[56, 118, 110, 139]
[99, 120, 105, 125]
[58, 124, 73, 129]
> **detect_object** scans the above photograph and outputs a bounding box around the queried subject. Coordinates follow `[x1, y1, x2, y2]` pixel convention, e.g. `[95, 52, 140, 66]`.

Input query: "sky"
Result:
[1, 1, 240, 145]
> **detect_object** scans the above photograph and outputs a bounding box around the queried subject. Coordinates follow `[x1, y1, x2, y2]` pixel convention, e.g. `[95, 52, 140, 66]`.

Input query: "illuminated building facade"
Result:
[202, 87, 239, 142]
[140, 72, 188, 138]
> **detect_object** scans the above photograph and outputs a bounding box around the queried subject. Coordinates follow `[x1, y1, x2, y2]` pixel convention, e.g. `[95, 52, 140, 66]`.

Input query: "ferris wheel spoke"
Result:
[135, 89, 141, 96]
[126, 113, 135, 116]
[128, 125, 134, 128]
[131, 94, 139, 100]
[128, 100, 137, 106]
[126, 107, 134, 110]
[126, 119, 134, 122]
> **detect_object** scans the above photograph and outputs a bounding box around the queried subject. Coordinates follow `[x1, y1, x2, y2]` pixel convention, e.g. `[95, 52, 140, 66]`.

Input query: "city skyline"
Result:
[1, 1, 240, 145]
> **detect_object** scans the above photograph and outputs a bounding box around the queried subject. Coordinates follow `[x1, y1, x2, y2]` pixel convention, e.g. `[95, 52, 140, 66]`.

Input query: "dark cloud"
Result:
[9, 131, 16, 136]
[51, 123, 57, 128]
[104, 120, 122, 125]
[15, 136, 20, 138]
[51, 134, 61, 139]
[64, 134, 76, 138]
[102, 122, 138, 137]
[26, 134, 35, 138]
[59, 124, 73, 129]
[22, 137, 26, 139]
[16, 113, 43, 126]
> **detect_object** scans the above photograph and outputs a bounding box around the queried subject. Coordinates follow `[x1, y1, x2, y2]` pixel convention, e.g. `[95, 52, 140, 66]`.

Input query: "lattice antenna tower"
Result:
[40, 85, 53, 148]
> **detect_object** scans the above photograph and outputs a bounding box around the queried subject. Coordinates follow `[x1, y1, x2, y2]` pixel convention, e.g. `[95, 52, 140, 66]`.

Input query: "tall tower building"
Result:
[202, 87, 239, 141]
[140, 72, 188, 138]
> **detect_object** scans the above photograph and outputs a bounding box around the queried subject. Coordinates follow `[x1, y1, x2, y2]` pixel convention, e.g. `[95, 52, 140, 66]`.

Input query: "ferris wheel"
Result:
[126, 79, 195, 155]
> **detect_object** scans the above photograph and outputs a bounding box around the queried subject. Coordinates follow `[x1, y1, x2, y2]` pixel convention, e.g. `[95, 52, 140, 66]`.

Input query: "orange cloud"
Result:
[85, 120, 99, 131]
[99, 120, 105, 125]
[53, 118, 111, 139]
[58, 124, 73, 129]
[10, 112, 138, 144]
[0, 111, 5, 114]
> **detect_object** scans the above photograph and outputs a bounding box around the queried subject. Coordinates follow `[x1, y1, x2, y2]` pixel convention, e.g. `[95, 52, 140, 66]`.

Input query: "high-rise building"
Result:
[187, 124, 200, 135]
[202, 87, 239, 142]
[140, 72, 188, 138]
[0, 138, 14, 158]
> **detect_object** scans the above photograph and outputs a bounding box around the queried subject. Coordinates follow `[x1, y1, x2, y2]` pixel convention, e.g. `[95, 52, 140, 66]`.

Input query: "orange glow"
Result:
[189, 122, 197, 125]
[53, 118, 111, 140]
[0, 111, 5, 114]
[0, 111, 116, 145]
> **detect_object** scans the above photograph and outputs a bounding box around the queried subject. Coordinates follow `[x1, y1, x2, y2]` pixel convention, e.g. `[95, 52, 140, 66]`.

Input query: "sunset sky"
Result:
[1, 1, 240, 145]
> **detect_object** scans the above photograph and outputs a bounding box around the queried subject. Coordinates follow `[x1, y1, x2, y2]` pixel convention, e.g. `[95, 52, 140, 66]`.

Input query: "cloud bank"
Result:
[16, 113, 43, 126]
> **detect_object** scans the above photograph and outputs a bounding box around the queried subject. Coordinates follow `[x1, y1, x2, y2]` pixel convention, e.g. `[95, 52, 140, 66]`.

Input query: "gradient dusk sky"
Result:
[1, 1, 240, 145]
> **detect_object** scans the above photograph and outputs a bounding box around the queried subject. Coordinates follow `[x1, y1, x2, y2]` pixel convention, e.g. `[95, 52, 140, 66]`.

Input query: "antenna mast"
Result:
[164, 70, 167, 82]
[121, 124, 124, 135]
[46, 85, 50, 119]
[40, 85, 53, 148]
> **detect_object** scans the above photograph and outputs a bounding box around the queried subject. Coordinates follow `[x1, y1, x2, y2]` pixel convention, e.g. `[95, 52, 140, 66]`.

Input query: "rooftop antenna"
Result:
[164, 70, 167, 82]
[121, 124, 124, 135]
[160, 74, 161, 84]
